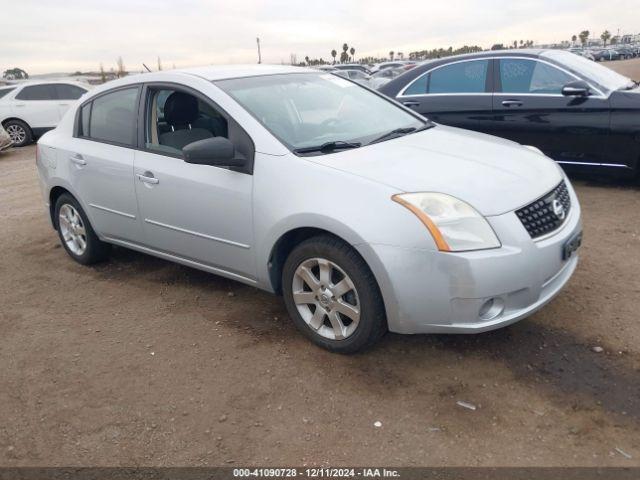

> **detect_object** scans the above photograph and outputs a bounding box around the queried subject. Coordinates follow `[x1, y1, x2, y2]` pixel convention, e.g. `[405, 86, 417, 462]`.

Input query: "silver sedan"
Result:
[36, 65, 582, 353]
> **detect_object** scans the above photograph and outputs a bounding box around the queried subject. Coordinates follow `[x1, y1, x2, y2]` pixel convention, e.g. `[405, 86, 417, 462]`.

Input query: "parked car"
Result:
[332, 69, 371, 85]
[380, 49, 640, 176]
[37, 65, 582, 353]
[0, 80, 89, 147]
[0, 123, 12, 151]
[592, 49, 620, 62]
[369, 67, 407, 89]
[371, 61, 416, 74]
[332, 64, 372, 75]
[615, 46, 636, 59]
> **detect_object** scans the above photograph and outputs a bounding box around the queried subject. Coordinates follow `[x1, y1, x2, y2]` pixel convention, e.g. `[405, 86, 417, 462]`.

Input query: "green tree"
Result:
[600, 30, 611, 47]
[349, 46, 355, 62]
[578, 30, 590, 46]
[340, 43, 349, 63]
[2, 68, 28, 80]
[389, 50, 394, 60]
[571, 34, 577, 45]
[330, 49, 337, 64]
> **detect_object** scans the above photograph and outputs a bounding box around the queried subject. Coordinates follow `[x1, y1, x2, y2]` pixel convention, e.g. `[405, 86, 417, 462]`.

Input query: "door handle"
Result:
[137, 173, 159, 185]
[402, 101, 420, 107]
[69, 154, 86, 166]
[502, 100, 523, 107]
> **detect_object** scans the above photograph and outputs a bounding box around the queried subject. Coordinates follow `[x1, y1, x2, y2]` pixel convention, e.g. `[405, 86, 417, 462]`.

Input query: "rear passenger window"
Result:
[15, 84, 57, 100]
[88, 88, 139, 146]
[427, 60, 489, 94]
[55, 84, 86, 100]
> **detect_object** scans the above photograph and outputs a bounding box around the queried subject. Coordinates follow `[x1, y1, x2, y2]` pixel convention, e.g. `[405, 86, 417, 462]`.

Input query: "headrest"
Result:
[163, 91, 199, 126]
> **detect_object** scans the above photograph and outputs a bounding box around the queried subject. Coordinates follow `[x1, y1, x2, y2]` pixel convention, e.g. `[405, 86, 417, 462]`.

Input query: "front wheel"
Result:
[54, 193, 110, 265]
[282, 235, 387, 353]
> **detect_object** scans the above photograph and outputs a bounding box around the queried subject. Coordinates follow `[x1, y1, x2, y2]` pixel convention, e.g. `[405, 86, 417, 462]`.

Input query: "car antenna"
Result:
[142, 63, 152, 72]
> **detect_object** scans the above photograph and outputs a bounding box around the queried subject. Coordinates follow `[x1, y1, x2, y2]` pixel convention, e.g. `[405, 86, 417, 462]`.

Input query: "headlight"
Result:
[392, 193, 501, 252]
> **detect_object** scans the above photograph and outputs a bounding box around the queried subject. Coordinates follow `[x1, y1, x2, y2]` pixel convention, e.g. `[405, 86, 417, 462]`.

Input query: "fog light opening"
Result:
[479, 297, 505, 321]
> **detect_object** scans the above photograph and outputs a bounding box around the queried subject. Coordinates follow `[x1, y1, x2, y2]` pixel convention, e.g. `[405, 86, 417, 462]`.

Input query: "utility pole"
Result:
[256, 37, 262, 64]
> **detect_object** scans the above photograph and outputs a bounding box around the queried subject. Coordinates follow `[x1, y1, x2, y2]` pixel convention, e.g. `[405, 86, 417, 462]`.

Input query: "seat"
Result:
[159, 92, 214, 150]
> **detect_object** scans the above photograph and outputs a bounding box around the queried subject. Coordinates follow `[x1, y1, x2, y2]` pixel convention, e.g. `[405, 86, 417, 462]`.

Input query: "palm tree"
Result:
[571, 35, 577, 45]
[579, 30, 590, 46]
[305, 55, 310, 65]
[349, 47, 355, 62]
[601, 30, 611, 47]
[389, 51, 394, 60]
[330, 49, 337, 64]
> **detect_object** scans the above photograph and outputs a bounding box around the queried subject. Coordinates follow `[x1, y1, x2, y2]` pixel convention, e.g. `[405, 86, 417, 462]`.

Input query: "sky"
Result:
[1, 0, 639, 75]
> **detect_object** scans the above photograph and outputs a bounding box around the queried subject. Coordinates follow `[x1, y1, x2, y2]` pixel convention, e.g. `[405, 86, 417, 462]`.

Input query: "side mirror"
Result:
[182, 137, 246, 167]
[562, 80, 591, 97]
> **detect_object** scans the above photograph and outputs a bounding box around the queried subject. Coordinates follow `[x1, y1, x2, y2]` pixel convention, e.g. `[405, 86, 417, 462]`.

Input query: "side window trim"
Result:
[73, 84, 143, 148]
[399, 58, 492, 97]
[138, 82, 256, 175]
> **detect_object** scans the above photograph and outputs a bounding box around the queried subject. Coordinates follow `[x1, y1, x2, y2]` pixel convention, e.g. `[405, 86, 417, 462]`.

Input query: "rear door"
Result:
[62, 86, 143, 243]
[395, 58, 495, 133]
[13, 84, 61, 129]
[490, 57, 610, 165]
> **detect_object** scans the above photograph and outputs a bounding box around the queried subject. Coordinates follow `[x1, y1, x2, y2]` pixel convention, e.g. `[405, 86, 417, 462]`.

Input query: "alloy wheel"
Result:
[58, 204, 87, 256]
[292, 257, 360, 340]
[6, 124, 26, 145]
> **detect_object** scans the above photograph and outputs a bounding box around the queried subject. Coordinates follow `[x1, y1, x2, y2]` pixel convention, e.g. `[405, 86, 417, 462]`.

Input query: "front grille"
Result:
[516, 181, 571, 239]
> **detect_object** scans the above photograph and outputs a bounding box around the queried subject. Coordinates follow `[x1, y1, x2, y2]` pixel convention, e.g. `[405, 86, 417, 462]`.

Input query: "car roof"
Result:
[176, 64, 307, 81]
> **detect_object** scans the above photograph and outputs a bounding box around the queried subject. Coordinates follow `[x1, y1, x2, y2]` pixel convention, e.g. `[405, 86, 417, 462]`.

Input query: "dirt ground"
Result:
[1, 59, 640, 467]
[607, 56, 640, 81]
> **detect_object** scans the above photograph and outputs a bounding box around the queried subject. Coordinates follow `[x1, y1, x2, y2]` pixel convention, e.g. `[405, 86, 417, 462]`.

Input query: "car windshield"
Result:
[216, 73, 427, 153]
[541, 50, 634, 92]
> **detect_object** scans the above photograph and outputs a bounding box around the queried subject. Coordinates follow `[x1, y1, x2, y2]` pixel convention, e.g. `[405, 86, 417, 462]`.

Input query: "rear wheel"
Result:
[54, 193, 110, 265]
[282, 235, 386, 353]
[4, 120, 32, 147]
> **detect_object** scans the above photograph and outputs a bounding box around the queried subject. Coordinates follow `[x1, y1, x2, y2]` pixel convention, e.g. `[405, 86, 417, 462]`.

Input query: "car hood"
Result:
[308, 125, 563, 216]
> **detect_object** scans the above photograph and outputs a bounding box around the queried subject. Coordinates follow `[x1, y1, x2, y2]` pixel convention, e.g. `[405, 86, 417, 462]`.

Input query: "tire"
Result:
[3, 119, 32, 147]
[54, 193, 110, 265]
[282, 235, 386, 353]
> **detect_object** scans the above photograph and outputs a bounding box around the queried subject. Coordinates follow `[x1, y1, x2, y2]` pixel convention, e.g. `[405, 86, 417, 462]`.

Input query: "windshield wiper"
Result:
[368, 124, 432, 145]
[294, 140, 361, 155]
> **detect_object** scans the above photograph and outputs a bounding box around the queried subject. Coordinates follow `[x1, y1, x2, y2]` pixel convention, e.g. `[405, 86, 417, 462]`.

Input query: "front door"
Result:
[490, 57, 610, 166]
[396, 59, 495, 134]
[133, 85, 255, 282]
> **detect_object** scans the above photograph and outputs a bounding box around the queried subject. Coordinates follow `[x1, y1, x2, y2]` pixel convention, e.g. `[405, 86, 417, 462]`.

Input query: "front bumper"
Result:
[357, 182, 582, 334]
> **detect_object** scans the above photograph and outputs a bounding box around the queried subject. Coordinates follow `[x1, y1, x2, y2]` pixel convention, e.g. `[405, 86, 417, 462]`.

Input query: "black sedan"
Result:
[379, 49, 640, 176]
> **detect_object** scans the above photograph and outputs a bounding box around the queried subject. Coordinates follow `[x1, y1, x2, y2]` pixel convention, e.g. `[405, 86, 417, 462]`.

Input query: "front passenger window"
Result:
[145, 89, 228, 156]
[499, 59, 575, 94]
